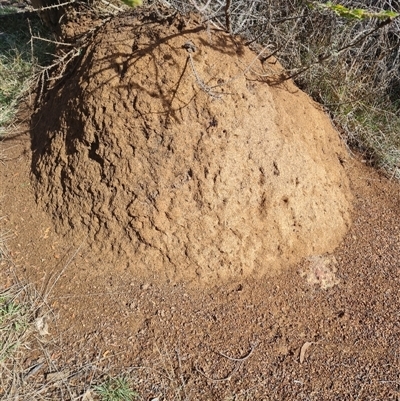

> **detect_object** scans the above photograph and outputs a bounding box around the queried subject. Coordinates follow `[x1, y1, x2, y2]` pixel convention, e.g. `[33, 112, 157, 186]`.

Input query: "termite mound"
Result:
[31, 9, 352, 283]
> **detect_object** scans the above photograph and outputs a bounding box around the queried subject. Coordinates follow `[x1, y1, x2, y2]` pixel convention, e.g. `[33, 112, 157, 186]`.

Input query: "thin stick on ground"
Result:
[224, 0, 232, 33]
[195, 361, 242, 382]
[195, 343, 257, 382]
[183, 41, 222, 99]
[216, 342, 257, 362]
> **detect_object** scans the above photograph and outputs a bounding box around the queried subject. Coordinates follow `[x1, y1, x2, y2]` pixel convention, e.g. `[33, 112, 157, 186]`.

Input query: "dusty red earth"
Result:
[1, 7, 400, 401]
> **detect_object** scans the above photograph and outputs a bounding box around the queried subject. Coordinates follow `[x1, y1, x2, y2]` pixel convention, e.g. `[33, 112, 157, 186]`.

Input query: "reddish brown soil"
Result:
[1, 8, 400, 401]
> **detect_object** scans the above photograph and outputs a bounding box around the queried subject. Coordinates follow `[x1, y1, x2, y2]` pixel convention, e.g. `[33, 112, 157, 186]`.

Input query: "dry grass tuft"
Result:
[0, 280, 49, 399]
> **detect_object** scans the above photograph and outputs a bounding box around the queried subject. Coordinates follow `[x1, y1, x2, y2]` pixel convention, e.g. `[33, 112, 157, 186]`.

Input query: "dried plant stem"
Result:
[225, 0, 232, 33]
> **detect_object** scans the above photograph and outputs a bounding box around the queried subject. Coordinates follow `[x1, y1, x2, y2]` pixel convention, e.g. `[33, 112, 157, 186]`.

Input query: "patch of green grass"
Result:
[0, 286, 32, 364]
[0, 7, 54, 136]
[94, 376, 139, 401]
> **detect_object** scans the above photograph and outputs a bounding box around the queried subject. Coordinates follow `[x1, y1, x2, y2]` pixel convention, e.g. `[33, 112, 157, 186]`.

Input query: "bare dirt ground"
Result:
[2, 130, 400, 400]
[1, 8, 400, 401]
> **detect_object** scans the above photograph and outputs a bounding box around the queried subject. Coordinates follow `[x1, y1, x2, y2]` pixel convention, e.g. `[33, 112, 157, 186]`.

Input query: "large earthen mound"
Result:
[31, 10, 352, 282]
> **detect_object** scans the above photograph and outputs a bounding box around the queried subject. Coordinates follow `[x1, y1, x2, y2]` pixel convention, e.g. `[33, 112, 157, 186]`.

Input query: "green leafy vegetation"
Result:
[120, 0, 143, 7]
[311, 2, 399, 20]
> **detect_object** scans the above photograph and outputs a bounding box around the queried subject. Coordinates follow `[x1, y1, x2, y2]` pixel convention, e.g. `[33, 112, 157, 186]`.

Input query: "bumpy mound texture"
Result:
[31, 10, 352, 282]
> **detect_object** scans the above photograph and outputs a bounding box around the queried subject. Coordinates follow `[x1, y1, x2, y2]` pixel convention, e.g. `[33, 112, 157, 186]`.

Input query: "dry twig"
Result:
[195, 343, 257, 382]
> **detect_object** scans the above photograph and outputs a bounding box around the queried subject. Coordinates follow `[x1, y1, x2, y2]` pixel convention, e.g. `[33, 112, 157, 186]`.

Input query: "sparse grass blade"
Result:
[94, 376, 139, 401]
